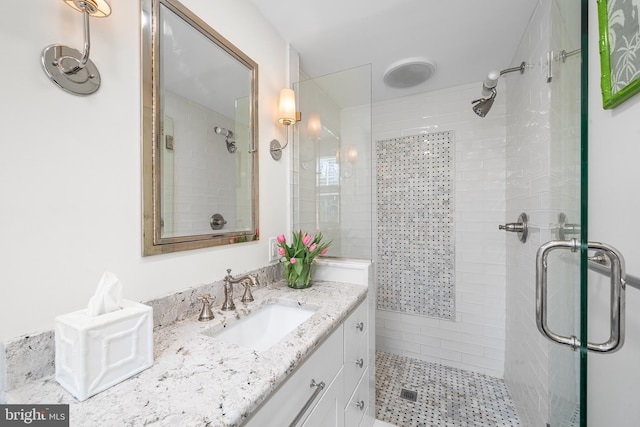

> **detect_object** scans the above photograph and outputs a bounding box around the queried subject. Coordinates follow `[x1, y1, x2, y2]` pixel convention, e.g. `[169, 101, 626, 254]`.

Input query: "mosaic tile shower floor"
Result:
[375, 352, 520, 427]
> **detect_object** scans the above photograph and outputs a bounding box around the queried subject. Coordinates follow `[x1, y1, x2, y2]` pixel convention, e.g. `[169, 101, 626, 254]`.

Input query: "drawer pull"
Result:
[356, 322, 364, 332]
[356, 400, 365, 410]
[289, 379, 325, 427]
[355, 358, 364, 368]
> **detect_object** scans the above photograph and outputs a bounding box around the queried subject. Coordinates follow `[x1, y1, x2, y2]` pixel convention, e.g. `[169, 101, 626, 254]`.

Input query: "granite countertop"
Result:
[7, 280, 367, 427]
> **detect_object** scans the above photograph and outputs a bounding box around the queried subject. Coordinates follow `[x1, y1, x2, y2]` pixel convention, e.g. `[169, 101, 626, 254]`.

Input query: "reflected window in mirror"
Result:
[142, 0, 259, 255]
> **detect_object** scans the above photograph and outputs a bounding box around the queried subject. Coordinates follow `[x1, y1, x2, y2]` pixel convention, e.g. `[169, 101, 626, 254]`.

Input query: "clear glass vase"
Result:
[284, 262, 313, 289]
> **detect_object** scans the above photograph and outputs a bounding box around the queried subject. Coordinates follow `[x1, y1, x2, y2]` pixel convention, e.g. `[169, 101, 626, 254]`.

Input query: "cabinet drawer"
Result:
[344, 300, 368, 343]
[344, 329, 368, 400]
[345, 367, 369, 427]
[344, 300, 369, 399]
[244, 325, 344, 427]
[343, 300, 368, 400]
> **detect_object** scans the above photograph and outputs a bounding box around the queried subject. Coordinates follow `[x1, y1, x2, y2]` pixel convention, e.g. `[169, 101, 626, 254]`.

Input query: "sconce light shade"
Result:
[271, 88, 301, 160]
[307, 112, 322, 141]
[278, 88, 297, 125]
[63, 0, 111, 17]
[41, 0, 111, 95]
[347, 146, 358, 164]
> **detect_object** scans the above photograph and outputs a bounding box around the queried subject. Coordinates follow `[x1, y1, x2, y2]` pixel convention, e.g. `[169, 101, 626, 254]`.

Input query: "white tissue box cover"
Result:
[55, 300, 153, 401]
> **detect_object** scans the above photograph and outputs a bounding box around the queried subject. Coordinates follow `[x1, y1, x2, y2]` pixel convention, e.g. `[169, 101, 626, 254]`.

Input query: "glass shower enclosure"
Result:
[291, 65, 373, 261]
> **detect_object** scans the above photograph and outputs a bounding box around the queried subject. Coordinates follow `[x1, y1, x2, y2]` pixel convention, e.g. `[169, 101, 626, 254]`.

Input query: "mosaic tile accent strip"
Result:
[376, 132, 455, 319]
[375, 351, 520, 427]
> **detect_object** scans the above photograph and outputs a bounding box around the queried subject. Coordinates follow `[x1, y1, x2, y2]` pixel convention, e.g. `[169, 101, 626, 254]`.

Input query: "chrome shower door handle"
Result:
[584, 241, 626, 353]
[535, 239, 626, 353]
[535, 239, 581, 350]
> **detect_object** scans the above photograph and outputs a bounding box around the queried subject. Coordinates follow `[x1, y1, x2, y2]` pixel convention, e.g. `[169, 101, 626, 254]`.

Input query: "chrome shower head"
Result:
[471, 88, 497, 118]
[214, 126, 237, 153]
[472, 62, 527, 118]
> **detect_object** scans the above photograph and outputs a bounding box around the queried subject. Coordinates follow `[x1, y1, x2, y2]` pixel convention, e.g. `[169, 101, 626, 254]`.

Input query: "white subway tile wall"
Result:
[339, 105, 374, 259]
[373, 81, 507, 378]
[164, 91, 244, 236]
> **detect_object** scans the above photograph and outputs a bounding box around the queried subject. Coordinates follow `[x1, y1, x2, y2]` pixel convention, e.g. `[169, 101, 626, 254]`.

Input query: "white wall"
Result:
[0, 0, 290, 340]
[373, 83, 508, 378]
[587, 0, 640, 424]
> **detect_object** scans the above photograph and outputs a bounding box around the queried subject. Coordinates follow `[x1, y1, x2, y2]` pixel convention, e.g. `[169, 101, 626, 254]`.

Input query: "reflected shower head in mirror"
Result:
[214, 126, 232, 137]
[214, 127, 236, 153]
[471, 87, 497, 118]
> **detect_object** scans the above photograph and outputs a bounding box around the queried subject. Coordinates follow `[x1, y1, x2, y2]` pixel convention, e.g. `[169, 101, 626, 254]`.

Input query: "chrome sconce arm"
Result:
[41, 0, 111, 96]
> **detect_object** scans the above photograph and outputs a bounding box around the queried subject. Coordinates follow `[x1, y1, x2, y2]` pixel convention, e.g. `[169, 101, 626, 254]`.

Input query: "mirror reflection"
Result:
[142, 0, 259, 255]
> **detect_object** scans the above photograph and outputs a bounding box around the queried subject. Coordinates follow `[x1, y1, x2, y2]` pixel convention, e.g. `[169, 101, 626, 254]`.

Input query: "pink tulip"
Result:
[290, 257, 297, 264]
[278, 247, 286, 256]
[277, 234, 286, 244]
[309, 243, 317, 252]
[302, 234, 312, 246]
[320, 248, 328, 255]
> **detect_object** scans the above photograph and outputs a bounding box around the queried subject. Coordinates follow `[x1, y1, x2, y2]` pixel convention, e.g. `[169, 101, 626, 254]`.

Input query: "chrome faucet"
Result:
[221, 269, 261, 311]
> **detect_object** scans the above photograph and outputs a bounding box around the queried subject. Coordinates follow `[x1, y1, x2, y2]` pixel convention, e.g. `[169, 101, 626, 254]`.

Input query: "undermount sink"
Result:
[204, 301, 318, 351]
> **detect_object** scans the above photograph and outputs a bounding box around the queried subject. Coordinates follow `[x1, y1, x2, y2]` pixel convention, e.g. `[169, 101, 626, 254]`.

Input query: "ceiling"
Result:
[249, 0, 539, 103]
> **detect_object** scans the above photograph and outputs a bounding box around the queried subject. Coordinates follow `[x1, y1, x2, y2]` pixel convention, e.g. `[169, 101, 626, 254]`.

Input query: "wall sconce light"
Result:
[336, 146, 358, 164]
[307, 112, 322, 142]
[270, 88, 301, 160]
[346, 146, 358, 164]
[41, 0, 112, 96]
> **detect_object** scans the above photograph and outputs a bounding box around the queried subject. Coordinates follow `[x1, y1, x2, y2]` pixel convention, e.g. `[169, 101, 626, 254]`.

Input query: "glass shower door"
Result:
[540, 0, 586, 425]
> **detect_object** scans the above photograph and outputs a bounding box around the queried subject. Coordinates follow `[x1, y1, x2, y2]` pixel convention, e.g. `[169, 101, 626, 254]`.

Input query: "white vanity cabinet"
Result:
[244, 324, 344, 427]
[244, 296, 372, 427]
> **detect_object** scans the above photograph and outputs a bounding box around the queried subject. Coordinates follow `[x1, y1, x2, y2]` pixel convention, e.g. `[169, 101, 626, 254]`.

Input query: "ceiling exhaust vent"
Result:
[383, 57, 436, 89]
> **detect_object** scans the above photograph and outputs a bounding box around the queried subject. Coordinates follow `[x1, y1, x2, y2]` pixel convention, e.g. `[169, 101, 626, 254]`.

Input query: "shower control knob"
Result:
[499, 223, 525, 233]
[210, 213, 227, 230]
[499, 212, 528, 243]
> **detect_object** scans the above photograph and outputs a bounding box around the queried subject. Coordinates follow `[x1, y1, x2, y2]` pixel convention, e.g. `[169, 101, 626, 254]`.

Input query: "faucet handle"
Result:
[240, 279, 255, 303]
[197, 294, 215, 322]
[250, 275, 261, 287]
